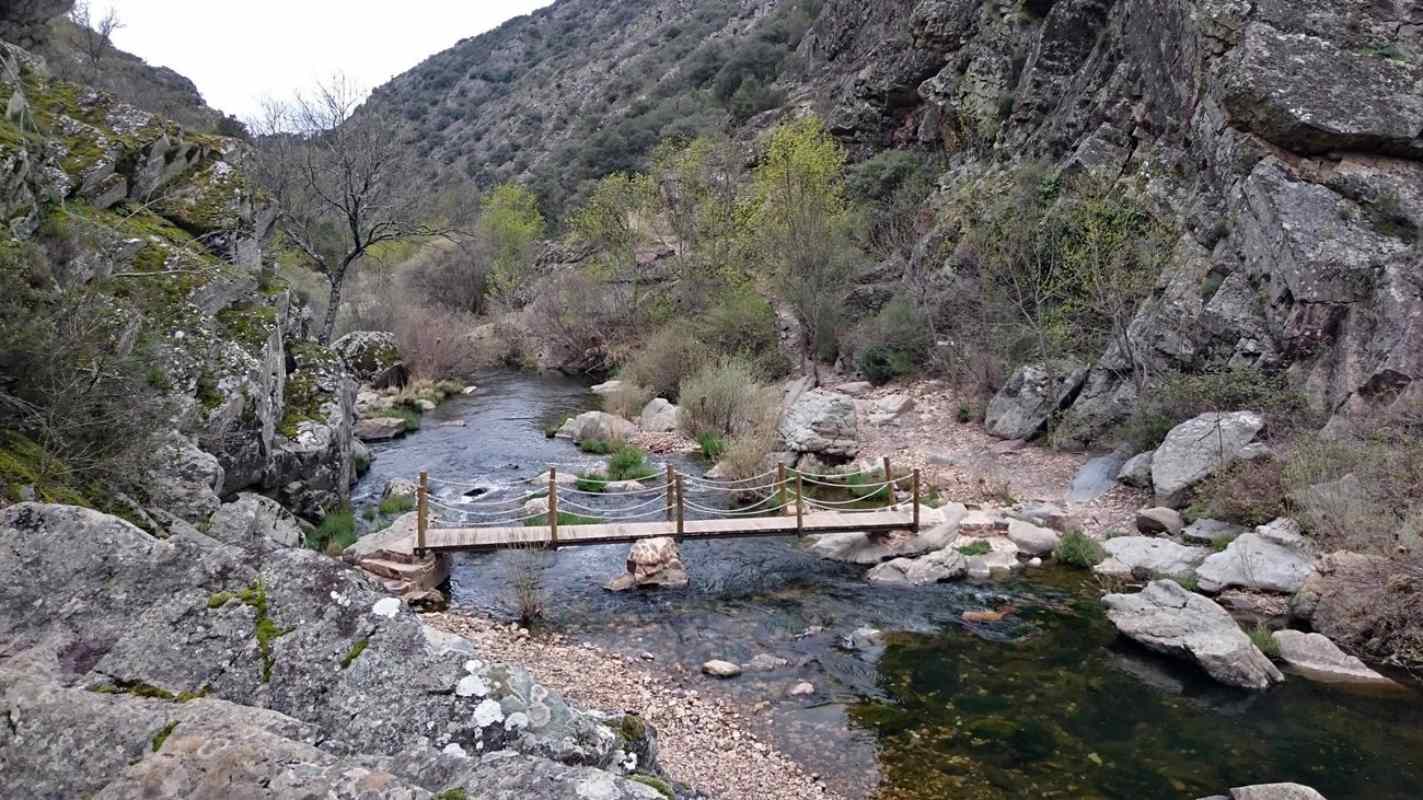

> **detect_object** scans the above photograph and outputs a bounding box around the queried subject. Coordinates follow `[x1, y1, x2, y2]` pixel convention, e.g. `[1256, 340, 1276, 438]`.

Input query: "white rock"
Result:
[473, 698, 505, 727]
[702, 659, 742, 678]
[442, 743, 469, 758]
[455, 674, 488, 698]
[591, 380, 625, 396]
[462, 385, 478, 395]
[1272, 630, 1398, 687]
[371, 597, 401, 619]
[1097, 537, 1211, 579]
[638, 398, 681, 433]
[1151, 412, 1266, 506]
[1196, 533, 1315, 594]
[787, 682, 816, 697]
[1007, 520, 1061, 555]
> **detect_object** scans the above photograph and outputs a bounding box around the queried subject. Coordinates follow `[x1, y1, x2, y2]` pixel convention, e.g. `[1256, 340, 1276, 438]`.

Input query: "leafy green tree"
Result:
[570, 172, 651, 309]
[752, 115, 856, 367]
[480, 182, 546, 302]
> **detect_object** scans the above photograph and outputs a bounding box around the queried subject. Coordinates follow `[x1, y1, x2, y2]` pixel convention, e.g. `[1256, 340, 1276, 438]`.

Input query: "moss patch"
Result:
[150, 721, 178, 752]
[339, 638, 369, 670]
[216, 302, 278, 355]
[207, 581, 292, 684]
[0, 431, 91, 506]
[630, 775, 674, 799]
[433, 790, 468, 800]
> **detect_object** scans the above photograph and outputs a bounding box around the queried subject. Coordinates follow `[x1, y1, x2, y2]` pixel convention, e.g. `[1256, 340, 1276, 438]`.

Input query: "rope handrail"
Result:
[557, 492, 671, 517]
[429, 492, 541, 509]
[683, 498, 792, 517]
[682, 480, 779, 495]
[426, 500, 531, 522]
[560, 482, 670, 497]
[798, 474, 906, 490]
[681, 469, 779, 487]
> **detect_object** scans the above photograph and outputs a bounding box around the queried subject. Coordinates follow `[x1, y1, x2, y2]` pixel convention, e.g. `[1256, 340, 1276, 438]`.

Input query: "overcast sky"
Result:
[108, 1, 554, 121]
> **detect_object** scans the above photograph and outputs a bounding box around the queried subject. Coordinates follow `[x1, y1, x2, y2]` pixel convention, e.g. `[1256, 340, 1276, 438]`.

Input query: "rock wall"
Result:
[803, 0, 1423, 440]
[0, 37, 354, 522]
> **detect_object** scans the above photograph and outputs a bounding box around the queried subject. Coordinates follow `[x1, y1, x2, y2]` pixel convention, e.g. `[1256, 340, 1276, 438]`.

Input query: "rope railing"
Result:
[411, 457, 922, 555]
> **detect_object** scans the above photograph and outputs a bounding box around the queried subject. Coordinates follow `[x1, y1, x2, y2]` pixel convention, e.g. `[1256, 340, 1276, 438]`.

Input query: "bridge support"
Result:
[415, 471, 428, 557]
[548, 467, 560, 549]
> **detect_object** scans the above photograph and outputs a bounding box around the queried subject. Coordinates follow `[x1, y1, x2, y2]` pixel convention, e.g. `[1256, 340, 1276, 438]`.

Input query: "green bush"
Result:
[958, 540, 992, 557]
[1249, 623, 1280, 658]
[606, 447, 659, 482]
[309, 510, 357, 554]
[391, 406, 423, 432]
[1053, 531, 1106, 568]
[575, 472, 608, 493]
[579, 438, 612, 455]
[697, 432, 728, 461]
[378, 495, 416, 516]
[1121, 366, 1311, 451]
[858, 345, 913, 386]
[695, 285, 781, 358]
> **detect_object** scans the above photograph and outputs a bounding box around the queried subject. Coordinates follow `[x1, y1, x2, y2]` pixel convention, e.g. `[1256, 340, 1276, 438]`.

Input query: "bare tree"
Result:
[249, 75, 452, 343]
[68, 1, 124, 76]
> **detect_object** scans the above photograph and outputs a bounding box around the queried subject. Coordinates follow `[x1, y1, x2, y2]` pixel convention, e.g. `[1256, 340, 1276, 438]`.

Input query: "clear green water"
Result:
[852, 571, 1423, 800]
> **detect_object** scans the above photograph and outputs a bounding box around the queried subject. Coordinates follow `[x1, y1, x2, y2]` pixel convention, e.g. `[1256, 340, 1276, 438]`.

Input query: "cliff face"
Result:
[0, 37, 352, 522]
[371, 0, 1422, 437]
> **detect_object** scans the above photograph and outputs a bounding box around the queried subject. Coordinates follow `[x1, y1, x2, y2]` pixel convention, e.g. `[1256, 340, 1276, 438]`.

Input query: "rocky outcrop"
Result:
[808, 503, 963, 564]
[867, 547, 967, 585]
[147, 433, 225, 525]
[1196, 522, 1315, 594]
[562, 411, 637, 445]
[984, 362, 1087, 441]
[333, 331, 405, 386]
[638, 398, 680, 433]
[780, 389, 859, 458]
[0, 0, 70, 48]
[1291, 550, 1423, 667]
[206, 493, 305, 550]
[1095, 537, 1211, 581]
[0, 503, 665, 798]
[1102, 580, 1283, 690]
[1151, 413, 1266, 506]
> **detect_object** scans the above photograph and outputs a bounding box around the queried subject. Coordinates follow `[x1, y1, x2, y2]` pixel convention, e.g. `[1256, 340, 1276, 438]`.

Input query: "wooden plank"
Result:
[418, 510, 918, 553]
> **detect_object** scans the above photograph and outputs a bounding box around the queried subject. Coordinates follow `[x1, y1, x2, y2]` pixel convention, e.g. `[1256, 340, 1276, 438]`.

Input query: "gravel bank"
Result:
[427, 612, 841, 800]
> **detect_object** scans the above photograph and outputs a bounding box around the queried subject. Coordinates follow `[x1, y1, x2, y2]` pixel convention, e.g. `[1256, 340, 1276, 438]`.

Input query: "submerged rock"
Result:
[1271, 630, 1398, 688]
[1102, 580, 1283, 690]
[808, 504, 964, 565]
[867, 548, 969, 585]
[355, 416, 408, 442]
[605, 537, 688, 592]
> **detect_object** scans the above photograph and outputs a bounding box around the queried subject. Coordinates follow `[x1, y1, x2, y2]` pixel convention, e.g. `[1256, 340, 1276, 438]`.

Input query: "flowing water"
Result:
[356, 370, 1423, 800]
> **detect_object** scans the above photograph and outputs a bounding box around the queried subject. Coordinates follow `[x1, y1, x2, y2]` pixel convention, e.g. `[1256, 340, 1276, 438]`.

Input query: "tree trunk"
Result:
[319, 277, 343, 345]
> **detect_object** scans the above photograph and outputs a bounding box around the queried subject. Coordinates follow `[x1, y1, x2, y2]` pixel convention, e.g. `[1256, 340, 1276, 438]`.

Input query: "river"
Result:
[355, 369, 1423, 800]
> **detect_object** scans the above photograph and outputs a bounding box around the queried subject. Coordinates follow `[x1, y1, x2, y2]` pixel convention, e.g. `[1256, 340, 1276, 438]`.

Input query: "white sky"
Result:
[108, 1, 554, 121]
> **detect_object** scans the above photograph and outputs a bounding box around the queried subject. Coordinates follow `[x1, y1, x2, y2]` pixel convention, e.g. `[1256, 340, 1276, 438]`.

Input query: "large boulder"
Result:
[1151, 412, 1266, 506]
[984, 362, 1087, 440]
[1102, 580, 1284, 690]
[206, 493, 304, 550]
[147, 433, 225, 525]
[0, 503, 650, 781]
[331, 331, 403, 384]
[867, 548, 968, 585]
[356, 416, 408, 442]
[779, 389, 860, 458]
[606, 537, 689, 591]
[1271, 630, 1397, 688]
[638, 398, 680, 433]
[1095, 537, 1211, 580]
[1117, 450, 1154, 489]
[1196, 525, 1315, 594]
[807, 504, 964, 564]
[0, 0, 71, 47]
[567, 411, 637, 445]
[1006, 519, 1060, 556]
[1291, 551, 1423, 666]
[1221, 785, 1329, 800]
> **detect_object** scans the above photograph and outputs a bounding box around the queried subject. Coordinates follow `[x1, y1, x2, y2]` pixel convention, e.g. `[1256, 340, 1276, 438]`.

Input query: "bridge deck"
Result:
[420, 510, 917, 553]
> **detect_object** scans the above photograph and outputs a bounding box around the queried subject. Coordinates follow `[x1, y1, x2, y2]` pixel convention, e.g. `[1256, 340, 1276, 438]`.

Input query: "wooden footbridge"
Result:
[411, 461, 921, 556]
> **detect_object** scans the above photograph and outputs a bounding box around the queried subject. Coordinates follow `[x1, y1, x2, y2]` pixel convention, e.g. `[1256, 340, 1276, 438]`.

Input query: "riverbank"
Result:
[427, 611, 839, 800]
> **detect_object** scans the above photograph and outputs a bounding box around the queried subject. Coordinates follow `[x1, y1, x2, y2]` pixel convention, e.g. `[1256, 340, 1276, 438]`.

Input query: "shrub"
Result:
[858, 345, 913, 387]
[695, 285, 780, 359]
[1281, 424, 1423, 554]
[1249, 623, 1280, 658]
[1054, 531, 1106, 568]
[958, 541, 992, 557]
[579, 438, 612, 455]
[1188, 459, 1289, 528]
[678, 357, 772, 439]
[391, 303, 482, 381]
[603, 382, 654, 420]
[853, 296, 934, 385]
[378, 495, 415, 516]
[697, 432, 727, 461]
[621, 327, 711, 401]
[575, 472, 607, 493]
[1121, 366, 1312, 451]
[506, 543, 547, 627]
[390, 406, 423, 432]
[309, 509, 357, 554]
[606, 447, 658, 482]
[719, 419, 780, 482]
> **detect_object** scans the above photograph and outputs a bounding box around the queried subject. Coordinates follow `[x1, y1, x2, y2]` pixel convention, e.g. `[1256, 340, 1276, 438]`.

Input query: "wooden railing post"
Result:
[912, 468, 921, 531]
[882, 455, 893, 507]
[795, 472, 804, 536]
[776, 463, 787, 510]
[666, 465, 676, 521]
[674, 473, 685, 539]
[548, 466, 559, 549]
[416, 470, 428, 555]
